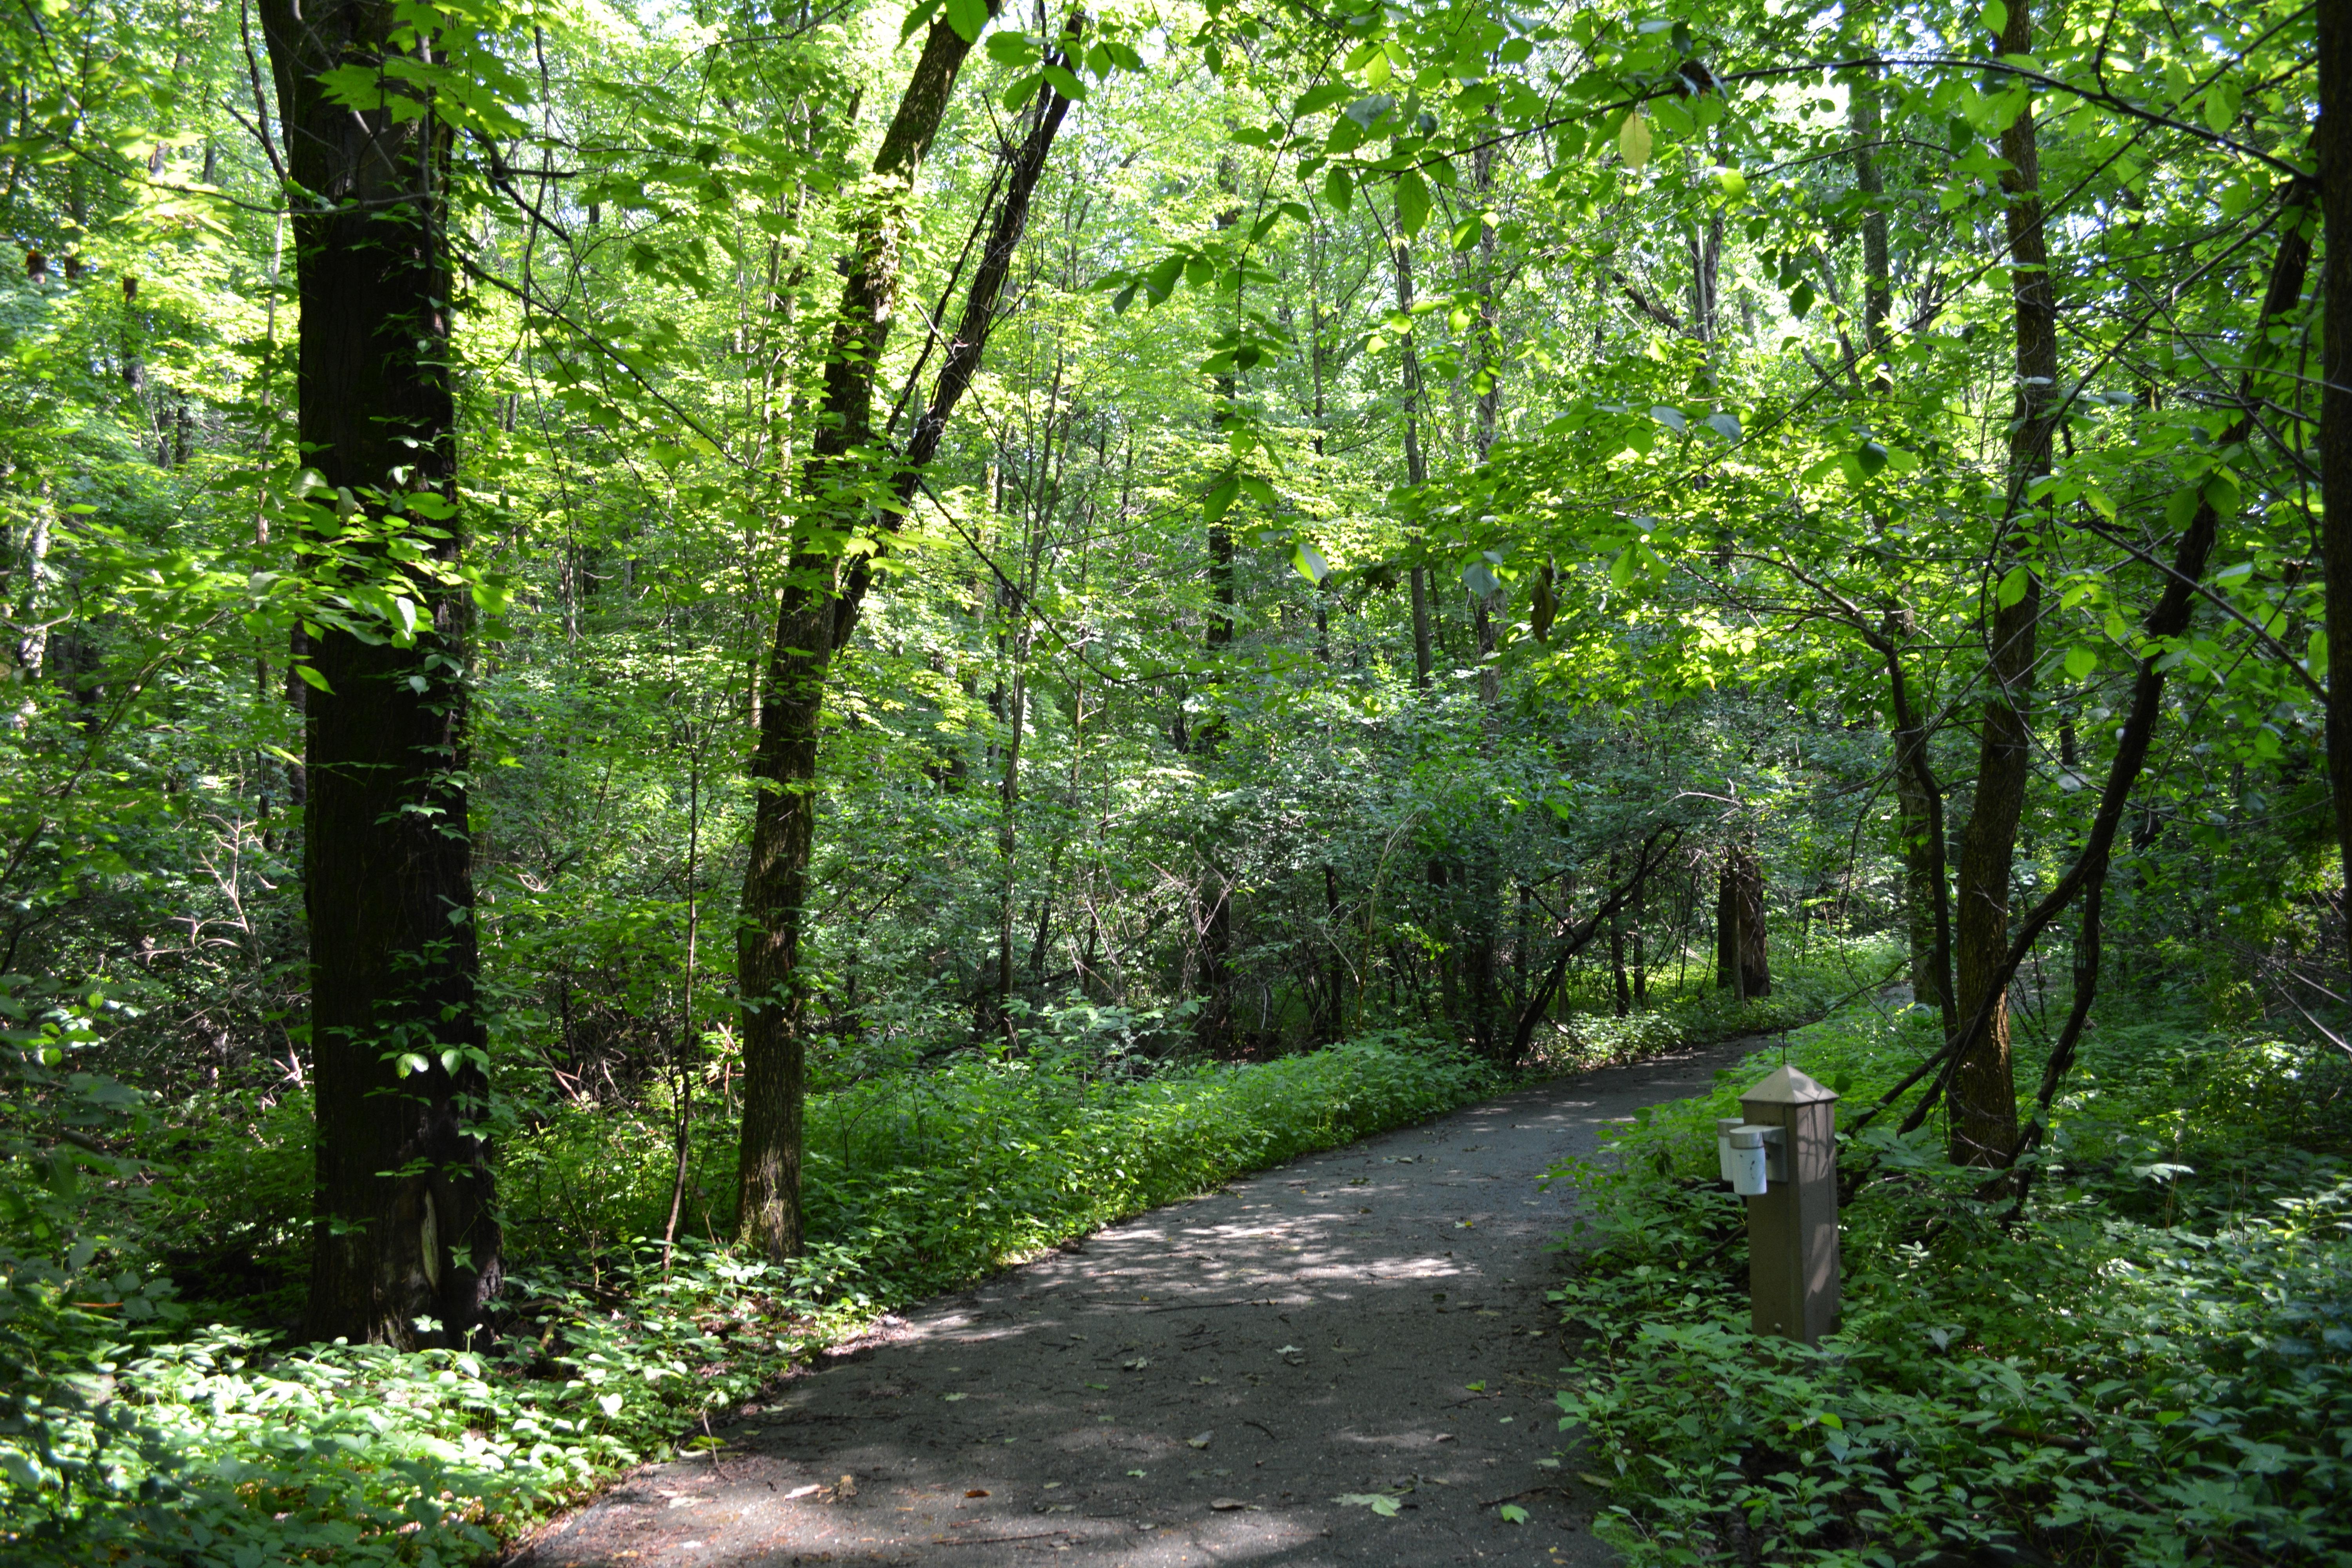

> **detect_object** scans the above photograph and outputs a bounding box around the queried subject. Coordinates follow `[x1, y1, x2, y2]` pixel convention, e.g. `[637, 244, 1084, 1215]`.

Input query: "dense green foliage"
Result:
[4, 0, 2349, 1556]
[1552, 1004, 2352, 1564]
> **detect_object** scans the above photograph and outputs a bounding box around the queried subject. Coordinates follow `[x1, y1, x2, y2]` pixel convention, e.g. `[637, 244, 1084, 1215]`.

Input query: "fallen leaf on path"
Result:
[965, 1489, 989, 1498]
[1210, 1498, 1261, 1511]
[1187, 1432, 1212, 1448]
[1499, 1504, 1530, 1523]
[1272, 1345, 1302, 1356]
[1122, 1357, 1150, 1370]
[837, 1474, 858, 1498]
[1125, 1469, 1147, 1477]
[1085, 1382, 1108, 1390]
[941, 1392, 966, 1401]
[1332, 1493, 1401, 1517]
[784, 1484, 823, 1500]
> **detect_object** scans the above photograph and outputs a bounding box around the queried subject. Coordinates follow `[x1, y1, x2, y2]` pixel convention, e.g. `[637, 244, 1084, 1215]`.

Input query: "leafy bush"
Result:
[1546, 1000, 2352, 1566]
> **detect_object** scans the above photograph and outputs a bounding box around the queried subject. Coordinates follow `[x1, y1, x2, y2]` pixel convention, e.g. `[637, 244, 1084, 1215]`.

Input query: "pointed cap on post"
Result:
[1741, 1064, 1837, 1105]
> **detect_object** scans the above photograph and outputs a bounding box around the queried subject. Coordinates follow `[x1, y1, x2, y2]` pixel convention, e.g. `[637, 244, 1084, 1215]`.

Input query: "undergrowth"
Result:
[2, 1029, 1491, 1565]
[2, 936, 1873, 1565]
[1546, 995, 2352, 1566]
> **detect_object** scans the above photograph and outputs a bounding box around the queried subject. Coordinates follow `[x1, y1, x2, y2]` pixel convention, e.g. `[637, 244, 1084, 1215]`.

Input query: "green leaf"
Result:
[294, 663, 332, 693]
[1002, 72, 1044, 110]
[1296, 82, 1352, 116]
[1790, 280, 1815, 319]
[1203, 474, 1240, 526]
[1704, 411, 1741, 443]
[1982, 0, 2007, 36]
[1608, 549, 1635, 590]
[2310, 628, 2329, 671]
[2064, 644, 2098, 681]
[2164, 485, 2203, 531]
[1041, 64, 1087, 101]
[1855, 441, 1888, 477]
[1395, 169, 1430, 237]
[1997, 565, 2031, 608]
[944, 0, 989, 44]
[2202, 471, 2241, 516]
[1323, 166, 1353, 213]
[1650, 405, 1685, 434]
[984, 32, 1036, 65]
[1498, 1504, 1529, 1524]
[2203, 80, 2241, 134]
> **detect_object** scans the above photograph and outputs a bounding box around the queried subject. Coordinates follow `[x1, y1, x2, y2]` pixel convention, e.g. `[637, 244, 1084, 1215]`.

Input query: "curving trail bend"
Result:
[510, 1037, 1758, 1568]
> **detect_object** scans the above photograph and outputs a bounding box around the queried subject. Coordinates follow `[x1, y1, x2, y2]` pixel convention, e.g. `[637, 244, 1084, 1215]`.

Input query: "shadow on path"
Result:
[510, 1037, 1760, 1568]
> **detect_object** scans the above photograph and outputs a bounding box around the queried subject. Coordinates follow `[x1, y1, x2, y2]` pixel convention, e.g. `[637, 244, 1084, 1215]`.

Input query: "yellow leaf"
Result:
[1619, 109, 1653, 171]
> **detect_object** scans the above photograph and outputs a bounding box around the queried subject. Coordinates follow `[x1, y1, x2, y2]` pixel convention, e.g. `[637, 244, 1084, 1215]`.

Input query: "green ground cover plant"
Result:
[1548, 997, 2352, 1566]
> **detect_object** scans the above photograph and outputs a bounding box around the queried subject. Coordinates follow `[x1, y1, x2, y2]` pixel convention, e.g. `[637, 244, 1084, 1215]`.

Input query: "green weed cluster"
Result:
[2, 1034, 1490, 1565]
[1546, 1000, 2352, 1565]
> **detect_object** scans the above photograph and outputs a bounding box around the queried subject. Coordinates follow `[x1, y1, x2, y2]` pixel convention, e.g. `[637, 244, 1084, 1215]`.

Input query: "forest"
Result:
[2, 0, 2349, 1559]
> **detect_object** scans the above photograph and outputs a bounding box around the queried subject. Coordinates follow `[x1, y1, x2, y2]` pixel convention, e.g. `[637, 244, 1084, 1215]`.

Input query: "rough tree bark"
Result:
[258, 0, 499, 1346]
[735, 9, 1075, 1259]
[1947, 0, 2058, 1167]
[2321, 0, 2352, 956]
[1714, 844, 1770, 999]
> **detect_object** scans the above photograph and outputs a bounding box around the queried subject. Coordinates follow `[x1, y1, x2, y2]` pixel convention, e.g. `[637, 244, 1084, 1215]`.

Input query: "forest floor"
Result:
[507, 1036, 1760, 1568]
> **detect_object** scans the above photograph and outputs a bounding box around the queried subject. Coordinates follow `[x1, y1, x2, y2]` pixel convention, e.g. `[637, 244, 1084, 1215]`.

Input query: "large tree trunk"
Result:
[736, 11, 1074, 1259]
[1714, 844, 1770, 999]
[1947, 0, 2058, 1167]
[2321, 0, 2352, 961]
[259, 0, 498, 1347]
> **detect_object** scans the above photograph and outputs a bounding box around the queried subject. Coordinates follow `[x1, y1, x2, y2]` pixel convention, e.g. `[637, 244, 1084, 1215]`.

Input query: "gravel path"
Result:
[510, 1036, 1758, 1568]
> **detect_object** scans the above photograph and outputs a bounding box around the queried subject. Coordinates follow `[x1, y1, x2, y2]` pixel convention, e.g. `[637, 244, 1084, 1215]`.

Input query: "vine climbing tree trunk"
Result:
[735, 7, 1077, 1259]
[1947, 0, 2058, 1167]
[258, 0, 499, 1347]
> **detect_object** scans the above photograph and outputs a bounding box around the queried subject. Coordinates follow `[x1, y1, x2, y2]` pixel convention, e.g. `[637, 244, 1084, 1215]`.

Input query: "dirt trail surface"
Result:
[512, 1038, 1757, 1568]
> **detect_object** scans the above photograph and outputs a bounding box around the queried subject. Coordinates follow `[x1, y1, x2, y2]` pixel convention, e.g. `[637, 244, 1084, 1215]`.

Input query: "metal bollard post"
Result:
[1731, 1065, 1840, 1344]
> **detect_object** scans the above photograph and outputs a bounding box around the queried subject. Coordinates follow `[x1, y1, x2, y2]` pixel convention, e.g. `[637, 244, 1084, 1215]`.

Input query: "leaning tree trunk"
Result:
[735, 9, 1076, 1260]
[1947, 0, 2059, 1167]
[258, 0, 498, 1347]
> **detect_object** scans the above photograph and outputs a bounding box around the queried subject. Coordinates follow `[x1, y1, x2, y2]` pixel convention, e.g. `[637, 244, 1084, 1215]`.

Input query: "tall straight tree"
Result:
[1947, 0, 2059, 1167]
[734, 5, 1080, 1259]
[258, 0, 499, 1343]
[2319, 0, 2352, 942]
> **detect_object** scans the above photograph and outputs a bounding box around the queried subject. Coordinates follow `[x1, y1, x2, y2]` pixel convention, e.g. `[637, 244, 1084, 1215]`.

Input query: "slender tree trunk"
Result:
[1394, 241, 1433, 690]
[1194, 158, 1241, 1053]
[2321, 0, 2352, 964]
[1852, 51, 1891, 378]
[1947, 0, 2058, 1167]
[1470, 139, 1501, 706]
[259, 0, 497, 1347]
[1608, 854, 1630, 1018]
[736, 9, 1074, 1259]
